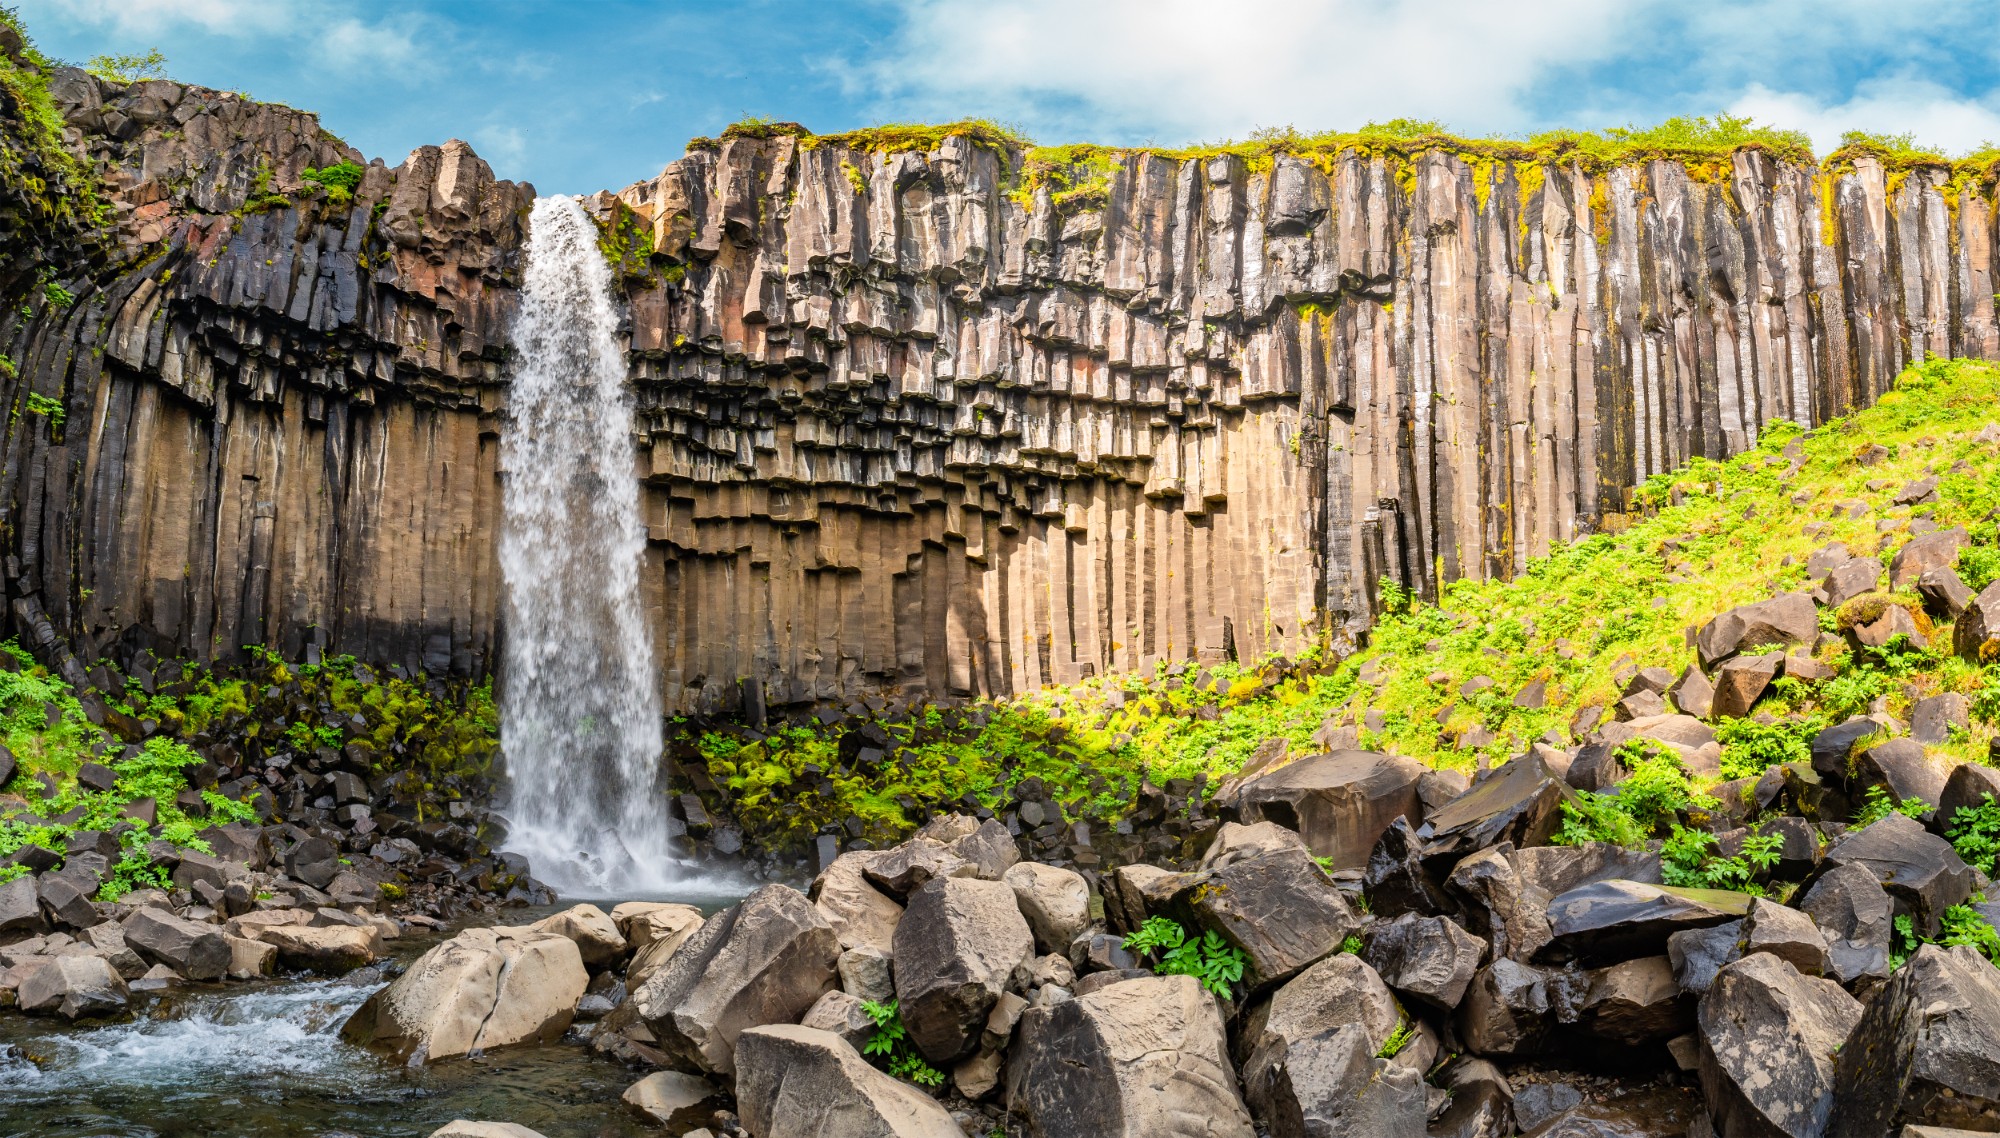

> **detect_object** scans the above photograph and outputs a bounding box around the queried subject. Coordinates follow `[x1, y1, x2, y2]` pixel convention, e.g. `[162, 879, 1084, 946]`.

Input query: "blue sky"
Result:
[20, 1, 2000, 196]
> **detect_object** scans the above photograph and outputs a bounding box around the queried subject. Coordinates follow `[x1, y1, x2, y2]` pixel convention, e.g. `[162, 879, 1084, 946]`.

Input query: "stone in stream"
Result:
[1006, 974, 1255, 1138]
[525, 903, 627, 968]
[122, 907, 232, 981]
[632, 883, 840, 1077]
[811, 851, 905, 954]
[1232, 750, 1427, 870]
[1178, 822, 1361, 991]
[427, 1125, 548, 1138]
[1817, 812, 1972, 937]
[892, 875, 1035, 1064]
[254, 922, 384, 973]
[1834, 944, 2000, 1133]
[1002, 860, 1089, 955]
[1695, 594, 1818, 669]
[736, 1024, 962, 1138]
[13, 954, 128, 1019]
[1797, 861, 1893, 985]
[1360, 911, 1482, 1012]
[620, 1069, 723, 1129]
[1240, 1020, 1427, 1138]
[1697, 954, 1860, 1138]
[1538, 879, 1751, 966]
[341, 926, 588, 1063]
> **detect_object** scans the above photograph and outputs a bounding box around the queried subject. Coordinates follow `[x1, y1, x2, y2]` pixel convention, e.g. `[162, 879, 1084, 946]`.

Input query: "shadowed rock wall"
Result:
[10, 72, 1998, 711]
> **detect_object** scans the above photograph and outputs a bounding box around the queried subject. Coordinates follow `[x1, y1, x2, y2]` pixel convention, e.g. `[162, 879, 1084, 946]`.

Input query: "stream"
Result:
[0, 898, 735, 1138]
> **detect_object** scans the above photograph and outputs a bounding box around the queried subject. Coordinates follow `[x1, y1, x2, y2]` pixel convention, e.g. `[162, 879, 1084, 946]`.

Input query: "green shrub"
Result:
[1855, 785, 1932, 827]
[302, 160, 366, 207]
[1960, 547, 2000, 593]
[1716, 716, 1824, 781]
[1661, 826, 1782, 893]
[1122, 916, 1250, 999]
[85, 49, 168, 84]
[1948, 794, 2000, 876]
[858, 999, 944, 1086]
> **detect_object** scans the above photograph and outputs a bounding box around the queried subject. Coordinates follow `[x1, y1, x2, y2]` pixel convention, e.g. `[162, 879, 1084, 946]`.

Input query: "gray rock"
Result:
[948, 818, 1020, 881]
[1419, 754, 1574, 869]
[735, 1024, 961, 1138]
[1855, 737, 1948, 810]
[1238, 951, 1400, 1092]
[1361, 815, 1450, 919]
[1918, 566, 1974, 619]
[1939, 762, 2000, 834]
[1514, 1083, 1584, 1132]
[799, 989, 877, 1052]
[1241, 1021, 1427, 1138]
[1006, 973, 1254, 1138]
[811, 851, 903, 955]
[14, 954, 128, 1019]
[1668, 666, 1715, 719]
[1834, 944, 2000, 1134]
[1539, 879, 1750, 966]
[1178, 824, 1360, 991]
[619, 1070, 722, 1130]
[1955, 580, 2000, 663]
[1003, 861, 1089, 955]
[1666, 919, 1743, 997]
[123, 907, 231, 981]
[1911, 693, 1970, 746]
[1555, 955, 1689, 1047]
[1798, 862, 1893, 985]
[1712, 653, 1782, 718]
[864, 838, 974, 899]
[837, 945, 895, 1004]
[1819, 812, 1972, 937]
[1695, 594, 1818, 670]
[1449, 842, 1662, 964]
[0, 874, 46, 934]
[1429, 1057, 1513, 1138]
[1360, 912, 1482, 1011]
[340, 926, 587, 1064]
[1892, 528, 1969, 590]
[1457, 958, 1554, 1057]
[633, 884, 840, 1077]
[1823, 557, 1883, 607]
[1699, 954, 1861, 1138]
[1234, 750, 1427, 870]
[37, 875, 100, 930]
[892, 875, 1033, 1064]
[1741, 898, 1828, 976]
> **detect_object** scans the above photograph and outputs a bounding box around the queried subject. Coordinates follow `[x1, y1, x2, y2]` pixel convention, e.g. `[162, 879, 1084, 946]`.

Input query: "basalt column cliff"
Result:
[11, 69, 1997, 712]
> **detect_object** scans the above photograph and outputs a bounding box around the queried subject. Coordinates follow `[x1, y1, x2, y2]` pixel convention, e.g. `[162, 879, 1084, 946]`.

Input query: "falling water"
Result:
[498, 195, 676, 895]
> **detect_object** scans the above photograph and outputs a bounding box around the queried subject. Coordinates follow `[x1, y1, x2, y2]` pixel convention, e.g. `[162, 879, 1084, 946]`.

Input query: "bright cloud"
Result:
[1732, 80, 2000, 156]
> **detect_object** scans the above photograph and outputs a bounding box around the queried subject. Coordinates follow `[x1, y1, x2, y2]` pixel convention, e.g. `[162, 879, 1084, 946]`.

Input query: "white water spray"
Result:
[498, 195, 678, 895]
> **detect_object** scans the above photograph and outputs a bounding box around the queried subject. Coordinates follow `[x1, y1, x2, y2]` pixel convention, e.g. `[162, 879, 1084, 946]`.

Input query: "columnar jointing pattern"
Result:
[8, 69, 1998, 713]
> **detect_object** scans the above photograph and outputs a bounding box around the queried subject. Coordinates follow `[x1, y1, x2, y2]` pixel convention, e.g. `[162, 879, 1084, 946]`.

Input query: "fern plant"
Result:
[1122, 915, 1250, 999]
[858, 999, 944, 1087]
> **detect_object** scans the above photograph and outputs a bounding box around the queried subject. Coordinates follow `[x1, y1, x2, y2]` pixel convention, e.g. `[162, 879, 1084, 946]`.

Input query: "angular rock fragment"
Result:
[1457, 958, 1553, 1057]
[1740, 898, 1828, 976]
[1834, 944, 2000, 1134]
[256, 923, 384, 973]
[1003, 861, 1089, 955]
[123, 907, 231, 981]
[892, 875, 1034, 1064]
[1419, 755, 1574, 869]
[1557, 955, 1689, 1047]
[1939, 762, 2000, 833]
[1798, 861, 1893, 985]
[1667, 919, 1743, 997]
[1241, 1021, 1427, 1138]
[1854, 737, 1947, 810]
[1360, 911, 1482, 1012]
[1429, 1057, 1514, 1138]
[1698, 954, 1860, 1138]
[1179, 823, 1360, 990]
[1712, 652, 1781, 718]
[865, 838, 974, 899]
[341, 926, 587, 1063]
[1362, 815, 1450, 919]
[1238, 951, 1401, 1087]
[1893, 528, 1969, 590]
[1956, 581, 2000, 663]
[14, 954, 128, 1019]
[527, 903, 627, 968]
[1539, 879, 1749, 966]
[811, 851, 903, 954]
[1696, 594, 1817, 669]
[1235, 750, 1426, 869]
[1818, 812, 1972, 936]
[620, 1070, 721, 1130]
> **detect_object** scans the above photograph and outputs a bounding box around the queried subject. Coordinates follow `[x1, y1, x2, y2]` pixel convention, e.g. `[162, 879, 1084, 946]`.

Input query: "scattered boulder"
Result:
[255, 923, 384, 973]
[1238, 951, 1401, 1089]
[1818, 813, 1972, 937]
[0, 874, 44, 934]
[1360, 912, 1482, 1012]
[1559, 955, 1689, 1047]
[892, 876, 1034, 1064]
[620, 1070, 722, 1130]
[14, 954, 128, 1019]
[1419, 754, 1575, 869]
[1241, 1020, 1427, 1138]
[526, 904, 626, 969]
[1798, 862, 1893, 986]
[1698, 954, 1861, 1138]
[624, 906, 708, 989]
[1458, 958, 1555, 1057]
[1740, 898, 1828, 976]
[1450, 843, 1662, 964]
[811, 851, 904, 954]
[633, 884, 840, 1077]
[1853, 737, 1947, 810]
[1918, 566, 1974, 619]
[1955, 581, 2000, 663]
[1712, 653, 1782, 718]
[1667, 920, 1744, 998]
[1911, 693, 1970, 746]
[1669, 667, 1715, 719]
[1362, 815, 1451, 919]
[1939, 762, 2000, 833]
[1695, 594, 1817, 669]
[340, 926, 588, 1063]
[865, 839, 974, 899]
[1834, 944, 2000, 1133]
[1007, 974, 1255, 1138]
[733, 1026, 962, 1138]
[1539, 880, 1750, 966]
[1180, 823, 1361, 990]
[1823, 558, 1883, 608]
[123, 907, 232, 981]
[1892, 529, 1969, 590]
[837, 945, 896, 1004]
[1003, 861, 1090, 955]
[799, 989, 880, 1053]
[1233, 750, 1426, 869]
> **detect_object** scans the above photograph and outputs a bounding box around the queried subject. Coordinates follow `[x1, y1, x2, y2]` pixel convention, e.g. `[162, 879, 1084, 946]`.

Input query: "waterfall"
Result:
[498, 195, 677, 895]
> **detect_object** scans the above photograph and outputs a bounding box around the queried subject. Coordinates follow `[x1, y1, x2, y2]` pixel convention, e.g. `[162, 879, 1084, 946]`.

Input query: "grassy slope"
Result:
[694, 356, 2000, 851]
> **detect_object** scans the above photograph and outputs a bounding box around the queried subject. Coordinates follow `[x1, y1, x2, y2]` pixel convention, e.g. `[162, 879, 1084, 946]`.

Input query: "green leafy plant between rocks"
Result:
[1121, 915, 1250, 998]
[859, 999, 945, 1086]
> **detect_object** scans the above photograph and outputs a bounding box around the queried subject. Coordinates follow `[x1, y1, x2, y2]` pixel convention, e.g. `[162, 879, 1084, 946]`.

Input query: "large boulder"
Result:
[1448, 843, 1661, 964]
[865, 839, 974, 899]
[526, 903, 627, 968]
[622, 905, 708, 990]
[123, 907, 232, 981]
[14, 954, 128, 1019]
[1241, 1021, 1427, 1138]
[620, 1070, 722, 1129]
[1360, 912, 1482, 1012]
[1818, 812, 1973, 937]
[892, 875, 1034, 1064]
[1003, 861, 1090, 955]
[1457, 959, 1555, 1057]
[1538, 879, 1751, 966]
[633, 884, 840, 1077]
[1238, 952, 1401, 1093]
[812, 851, 904, 954]
[948, 818, 1021, 881]
[1798, 861, 1893, 985]
[1834, 944, 2000, 1133]
[0, 874, 44, 934]
[1362, 816, 1451, 919]
[1234, 750, 1426, 870]
[1430, 1057, 1514, 1138]
[1554, 955, 1688, 1047]
[342, 926, 585, 1063]
[1696, 594, 1817, 670]
[255, 923, 384, 973]
[1853, 738, 1948, 811]
[1179, 823, 1361, 990]
[1893, 528, 1970, 590]
[1697, 953, 1861, 1138]
[1712, 653, 1782, 719]
[1006, 974, 1255, 1138]
[1420, 755, 1575, 871]
[735, 1024, 961, 1138]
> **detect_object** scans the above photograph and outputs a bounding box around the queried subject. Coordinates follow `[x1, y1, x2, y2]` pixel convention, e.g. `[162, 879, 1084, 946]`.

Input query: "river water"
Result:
[0, 901, 727, 1138]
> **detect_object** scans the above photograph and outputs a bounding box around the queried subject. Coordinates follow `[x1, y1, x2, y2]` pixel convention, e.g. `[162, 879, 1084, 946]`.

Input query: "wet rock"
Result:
[1007, 973, 1254, 1138]
[633, 884, 840, 1077]
[255, 923, 384, 973]
[1234, 750, 1427, 869]
[1514, 1083, 1585, 1132]
[620, 1070, 722, 1130]
[1834, 944, 2000, 1133]
[527, 903, 627, 969]
[1457, 958, 1554, 1057]
[892, 875, 1034, 1064]
[341, 926, 588, 1063]
[1818, 812, 1972, 936]
[1697, 953, 1860, 1138]
[1003, 861, 1089, 955]
[1712, 653, 1782, 718]
[123, 907, 231, 981]
[1362, 815, 1450, 919]
[1180, 823, 1361, 990]
[799, 989, 879, 1052]
[1429, 1056, 1513, 1138]
[1538, 880, 1750, 966]
[1797, 862, 1893, 985]
[1238, 952, 1401, 1087]
[1242, 1020, 1427, 1138]
[14, 954, 128, 1019]
[865, 838, 975, 899]
[1419, 755, 1574, 870]
[1360, 912, 1482, 1012]
[1695, 594, 1817, 669]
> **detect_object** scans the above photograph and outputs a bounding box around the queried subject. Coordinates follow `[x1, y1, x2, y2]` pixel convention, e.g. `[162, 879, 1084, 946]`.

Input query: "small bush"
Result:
[859, 999, 944, 1086]
[1123, 915, 1250, 999]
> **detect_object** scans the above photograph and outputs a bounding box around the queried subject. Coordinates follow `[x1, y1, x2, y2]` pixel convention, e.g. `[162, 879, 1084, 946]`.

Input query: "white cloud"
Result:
[1731, 79, 2000, 156]
[31, 0, 299, 37]
[473, 124, 528, 171]
[319, 16, 425, 72]
[854, 0, 1642, 143]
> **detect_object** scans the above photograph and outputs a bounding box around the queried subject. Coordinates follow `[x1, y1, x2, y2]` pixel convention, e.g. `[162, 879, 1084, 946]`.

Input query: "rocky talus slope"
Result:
[12, 59, 2000, 714]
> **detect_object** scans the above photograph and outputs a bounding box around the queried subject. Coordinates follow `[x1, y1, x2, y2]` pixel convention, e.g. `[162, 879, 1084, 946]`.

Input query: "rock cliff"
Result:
[9, 70, 1998, 712]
